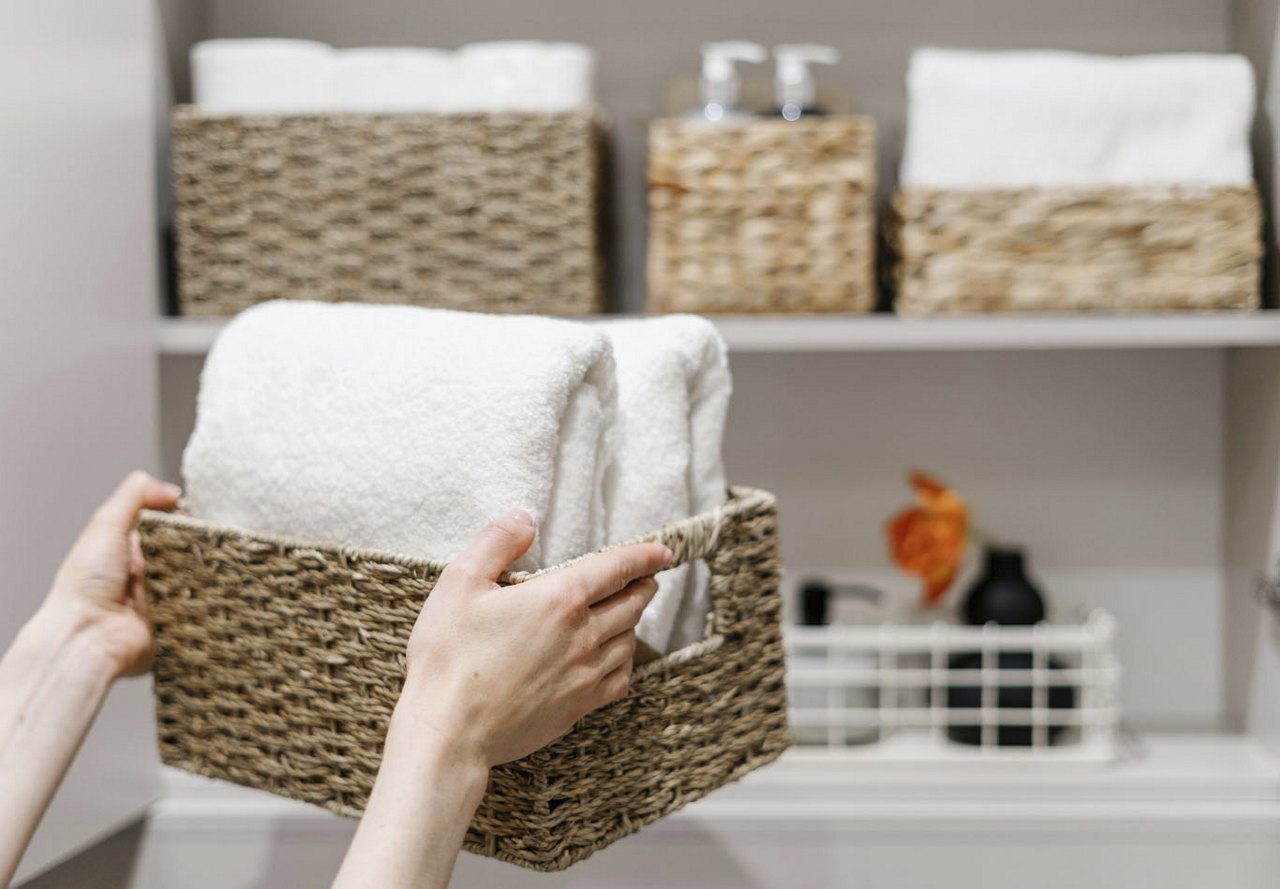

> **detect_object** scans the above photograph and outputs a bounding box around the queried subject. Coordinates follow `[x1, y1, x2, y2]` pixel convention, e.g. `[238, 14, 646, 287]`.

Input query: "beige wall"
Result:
[1226, 0, 1280, 744]
[0, 1, 162, 881]
[189, 0, 1229, 311]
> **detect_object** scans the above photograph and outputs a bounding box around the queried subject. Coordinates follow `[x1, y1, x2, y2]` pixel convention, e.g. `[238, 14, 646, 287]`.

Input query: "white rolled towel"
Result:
[456, 41, 596, 111]
[601, 316, 731, 653]
[333, 47, 464, 112]
[191, 39, 336, 114]
[900, 48, 1255, 188]
[181, 301, 616, 572]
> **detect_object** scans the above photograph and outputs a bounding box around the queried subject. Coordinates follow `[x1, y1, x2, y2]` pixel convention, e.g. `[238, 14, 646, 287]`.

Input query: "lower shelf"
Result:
[143, 735, 1280, 888]
[729, 733, 1280, 807]
[155, 732, 1280, 821]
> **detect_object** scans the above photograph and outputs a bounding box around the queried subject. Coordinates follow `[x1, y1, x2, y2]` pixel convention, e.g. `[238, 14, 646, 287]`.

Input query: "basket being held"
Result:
[140, 487, 788, 871]
[144, 300, 786, 869]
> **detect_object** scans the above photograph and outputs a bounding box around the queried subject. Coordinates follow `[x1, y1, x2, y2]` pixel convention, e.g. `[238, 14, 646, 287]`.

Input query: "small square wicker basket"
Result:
[892, 185, 1263, 314]
[171, 107, 605, 317]
[647, 116, 877, 314]
[139, 487, 788, 872]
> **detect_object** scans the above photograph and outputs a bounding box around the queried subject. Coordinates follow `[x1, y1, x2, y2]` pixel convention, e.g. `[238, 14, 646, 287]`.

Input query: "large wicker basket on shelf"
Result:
[892, 185, 1262, 314]
[171, 108, 605, 316]
[139, 487, 788, 872]
[647, 116, 876, 314]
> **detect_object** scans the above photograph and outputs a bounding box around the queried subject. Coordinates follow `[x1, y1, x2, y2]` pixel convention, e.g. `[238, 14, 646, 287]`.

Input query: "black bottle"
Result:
[962, 547, 1046, 626]
[947, 547, 1075, 746]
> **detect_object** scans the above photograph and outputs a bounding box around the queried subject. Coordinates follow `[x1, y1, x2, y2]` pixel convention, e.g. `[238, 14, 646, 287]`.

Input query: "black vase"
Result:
[947, 547, 1075, 746]
[962, 547, 1045, 626]
[946, 651, 1076, 746]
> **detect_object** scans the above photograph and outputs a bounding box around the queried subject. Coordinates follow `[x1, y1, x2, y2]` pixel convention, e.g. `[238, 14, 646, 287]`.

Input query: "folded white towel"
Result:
[456, 41, 596, 112]
[333, 47, 463, 112]
[900, 48, 1255, 188]
[181, 301, 616, 572]
[601, 316, 731, 653]
[191, 39, 336, 114]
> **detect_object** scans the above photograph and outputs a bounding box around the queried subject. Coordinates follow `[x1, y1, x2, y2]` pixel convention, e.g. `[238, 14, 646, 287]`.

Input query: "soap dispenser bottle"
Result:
[689, 40, 767, 122]
[772, 44, 840, 120]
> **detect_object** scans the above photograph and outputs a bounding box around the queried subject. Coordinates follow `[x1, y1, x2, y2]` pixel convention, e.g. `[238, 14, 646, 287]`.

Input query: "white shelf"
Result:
[154, 734, 1280, 825]
[713, 312, 1280, 352]
[157, 312, 1280, 356]
[158, 317, 227, 356]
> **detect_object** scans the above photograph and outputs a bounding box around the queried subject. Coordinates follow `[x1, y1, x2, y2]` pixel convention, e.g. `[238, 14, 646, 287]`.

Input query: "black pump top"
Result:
[983, 547, 1027, 578]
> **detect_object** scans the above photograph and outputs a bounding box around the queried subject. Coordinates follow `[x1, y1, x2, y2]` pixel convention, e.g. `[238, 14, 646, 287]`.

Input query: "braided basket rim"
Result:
[138, 485, 773, 582]
[171, 103, 608, 127]
[895, 183, 1260, 198]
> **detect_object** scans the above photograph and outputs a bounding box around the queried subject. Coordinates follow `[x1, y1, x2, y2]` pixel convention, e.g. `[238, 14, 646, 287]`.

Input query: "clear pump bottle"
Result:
[688, 41, 767, 122]
[772, 44, 840, 120]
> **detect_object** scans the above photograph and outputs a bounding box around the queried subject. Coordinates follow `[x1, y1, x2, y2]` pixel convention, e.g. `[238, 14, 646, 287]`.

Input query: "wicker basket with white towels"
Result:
[140, 301, 787, 870]
[893, 48, 1262, 314]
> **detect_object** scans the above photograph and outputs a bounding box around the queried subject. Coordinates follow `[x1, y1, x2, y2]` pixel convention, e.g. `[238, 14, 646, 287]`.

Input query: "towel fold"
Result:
[900, 48, 1255, 188]
[456, 41, 596, 111]
[191, 39, 335, 114]
[600, 316, 731, 653]
[191, 39, 596, 115]
[181, 301, 616, 572]
[333, 47, 462, 112]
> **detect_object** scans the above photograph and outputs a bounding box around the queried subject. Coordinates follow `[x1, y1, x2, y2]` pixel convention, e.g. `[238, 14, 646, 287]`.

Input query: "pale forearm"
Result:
[333, 682, 490, 889]
[0, 607, 116, 886]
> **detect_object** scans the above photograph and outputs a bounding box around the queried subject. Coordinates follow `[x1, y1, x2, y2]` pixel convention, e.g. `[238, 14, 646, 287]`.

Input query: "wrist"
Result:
[23, 601, 125, 685]
[385, 675, 490, 796]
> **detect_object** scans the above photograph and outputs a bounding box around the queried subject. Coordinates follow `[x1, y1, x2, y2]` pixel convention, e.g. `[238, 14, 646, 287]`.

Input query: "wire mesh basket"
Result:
[784, 609, 1120, 762]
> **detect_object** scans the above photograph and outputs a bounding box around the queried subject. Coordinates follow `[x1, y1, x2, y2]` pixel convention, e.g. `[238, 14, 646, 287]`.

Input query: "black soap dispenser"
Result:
[795, 578, 884, 745]
[772, 44, 840, 120]
[800, 578, 882, 625]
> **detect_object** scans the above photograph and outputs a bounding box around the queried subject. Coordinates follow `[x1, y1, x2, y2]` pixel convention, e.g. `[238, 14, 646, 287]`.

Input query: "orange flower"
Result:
[886, 471, 969, 608]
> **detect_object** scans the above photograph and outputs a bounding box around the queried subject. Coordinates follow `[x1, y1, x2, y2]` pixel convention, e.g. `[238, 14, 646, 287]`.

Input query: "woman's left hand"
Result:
[43, 471, 181, 679]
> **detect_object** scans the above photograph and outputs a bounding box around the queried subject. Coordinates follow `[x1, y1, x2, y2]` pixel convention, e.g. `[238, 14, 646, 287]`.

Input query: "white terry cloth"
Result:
[600, 315, 731, 653]
[456, 41, 596, 111]
[181, 300, 616, 572]
[333, 48, 463, 112]
[191, 39, 336, 114]
[900, 48, 1255, 189]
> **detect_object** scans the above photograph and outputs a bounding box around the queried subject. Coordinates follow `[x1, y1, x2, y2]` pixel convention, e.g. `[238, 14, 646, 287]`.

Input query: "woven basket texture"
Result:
[893, 185, 1262, 314]
[139, 487, 788, 871]
[647, 116, 876, 314]
[171, 108, 604, 316]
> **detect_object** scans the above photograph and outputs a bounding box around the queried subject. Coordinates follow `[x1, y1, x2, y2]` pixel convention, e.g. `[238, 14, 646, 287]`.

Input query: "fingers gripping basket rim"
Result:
[138, 486, 789, 871]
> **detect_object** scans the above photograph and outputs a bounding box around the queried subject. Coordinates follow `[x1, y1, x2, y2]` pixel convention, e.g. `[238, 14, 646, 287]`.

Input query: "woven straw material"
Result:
[171, 108, 604, 316]
[647, 116, 876, 314]
[893, 185, 1262, 314]
[139, 487, 788, 871]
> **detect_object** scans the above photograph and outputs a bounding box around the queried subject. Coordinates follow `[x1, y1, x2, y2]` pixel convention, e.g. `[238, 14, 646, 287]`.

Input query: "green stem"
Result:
[969, 525, 1000, 549]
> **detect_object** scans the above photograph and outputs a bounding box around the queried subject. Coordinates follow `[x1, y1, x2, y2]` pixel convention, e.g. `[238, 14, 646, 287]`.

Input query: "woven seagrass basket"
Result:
[139, 487, 788, 871]
[892, 185, 1262, 314]
[647, 116, 876, 314]
[171, 107, 605, 317]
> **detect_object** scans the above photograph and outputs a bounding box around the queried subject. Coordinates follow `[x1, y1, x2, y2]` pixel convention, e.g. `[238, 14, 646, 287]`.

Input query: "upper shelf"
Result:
[156, 311, 1280, 357]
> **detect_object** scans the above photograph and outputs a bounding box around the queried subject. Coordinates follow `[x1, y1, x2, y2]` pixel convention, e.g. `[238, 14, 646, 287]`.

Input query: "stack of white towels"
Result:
[900, 48, 1255, 188]
[181, 301, 731, 655]
[191, 39, 596, 114]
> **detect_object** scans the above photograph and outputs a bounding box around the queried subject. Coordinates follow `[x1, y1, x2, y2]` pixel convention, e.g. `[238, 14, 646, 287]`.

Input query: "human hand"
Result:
[44, 471, 182, 679]
[397, 511, 672, 769]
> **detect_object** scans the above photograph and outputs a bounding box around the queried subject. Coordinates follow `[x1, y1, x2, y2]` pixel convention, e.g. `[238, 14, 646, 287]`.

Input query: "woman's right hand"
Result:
[398, 511, 672, 768]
